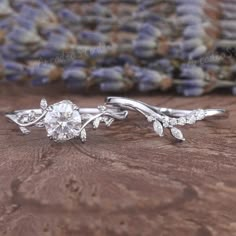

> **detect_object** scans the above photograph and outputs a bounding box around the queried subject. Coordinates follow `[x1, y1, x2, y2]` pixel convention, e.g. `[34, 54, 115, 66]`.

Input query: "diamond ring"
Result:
[6, 98, 128, 142]
[106, 97, 227, 141]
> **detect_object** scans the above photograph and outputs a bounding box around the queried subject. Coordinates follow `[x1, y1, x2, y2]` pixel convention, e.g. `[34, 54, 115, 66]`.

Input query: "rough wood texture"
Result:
[0, 84, 236, 236]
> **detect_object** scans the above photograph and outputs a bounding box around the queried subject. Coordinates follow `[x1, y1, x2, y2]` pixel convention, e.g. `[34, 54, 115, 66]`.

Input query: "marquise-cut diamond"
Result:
[44, 100, 81, 141]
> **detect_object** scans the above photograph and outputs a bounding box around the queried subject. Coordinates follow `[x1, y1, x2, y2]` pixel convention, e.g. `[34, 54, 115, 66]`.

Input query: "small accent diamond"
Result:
[169, 118, 177, 126]
[40, 98, 48, 110]
[195, 109, 205, 120]
[186, 114, 196, 124]
[177, 117, 186, 126]
[162, 116, 170, 128]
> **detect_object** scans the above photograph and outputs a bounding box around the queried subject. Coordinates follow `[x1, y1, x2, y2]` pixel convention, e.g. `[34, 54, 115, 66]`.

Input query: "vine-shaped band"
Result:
[6, 98, 128, 142]
[106, 97, 226, 141]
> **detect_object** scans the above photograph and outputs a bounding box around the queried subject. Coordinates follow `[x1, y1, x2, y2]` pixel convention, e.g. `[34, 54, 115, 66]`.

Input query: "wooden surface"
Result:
[0, 84, 236, 236]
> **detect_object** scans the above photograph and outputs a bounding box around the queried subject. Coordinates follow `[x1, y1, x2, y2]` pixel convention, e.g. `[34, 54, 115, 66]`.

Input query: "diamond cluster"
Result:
[161, 109, 205, 128]
[44, 100, 82, 141]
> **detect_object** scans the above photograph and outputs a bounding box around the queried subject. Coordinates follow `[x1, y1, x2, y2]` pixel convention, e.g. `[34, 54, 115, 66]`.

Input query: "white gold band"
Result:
[6, 97, 227, 143]
[6, 98, 128, 142]
[106, 97, 227, 141]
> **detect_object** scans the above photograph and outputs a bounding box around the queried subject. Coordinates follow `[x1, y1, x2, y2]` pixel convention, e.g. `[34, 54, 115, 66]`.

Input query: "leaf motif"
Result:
[147, 116, 155, 122]
[80, 129, 87, 142]
[153, 120, 164, 137]
[170, 127, 185, 141]
[40, 98, 48, 110]
[104, 117, 114, 127]
[35, 121, 45, 128]
[19, 127, 31, 135]
[93, 117, 101, 129]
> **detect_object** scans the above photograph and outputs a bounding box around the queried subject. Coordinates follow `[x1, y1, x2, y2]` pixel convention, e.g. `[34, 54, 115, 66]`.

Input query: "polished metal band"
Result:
[6, 98, 128, 142]
[6, 97, 227, 142]
[105, 97, 227, 141]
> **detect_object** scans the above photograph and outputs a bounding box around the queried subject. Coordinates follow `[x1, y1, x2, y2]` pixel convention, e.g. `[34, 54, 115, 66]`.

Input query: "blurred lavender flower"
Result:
[7, 26, 41, 44]
[177, 86, 204, 96]
[232, 87, 236, 95]
[188, 45, 207, 60]
[0, 0, 235, 96]
[138, 23, 162, 39]
[62, 67, 86, 81]
[30, 63, 61, 86]
[176, 5, 203, 16]
[100, 81, 127, 92]
[79, 31, 109, 45]
[180, 65, 205, 80]
[58, 9, 81, 25]
[63, 66, 87, 90]
[91, 67, 123, 81]
[0, 0, 13, 17]
[46, 33, 71, 51]
[178, 15, 202, 25]
[177, 65, 208, 96]
[133, 67, 166, 92]
[87, 3, 112, 17]
[183, 38, 203, 52]
[3, 61, 28, 81]
[148, 59, 174, 74]
[183, 25, 205, 38]
[133, 39, 156, 58]
[19, 3, 56, 27]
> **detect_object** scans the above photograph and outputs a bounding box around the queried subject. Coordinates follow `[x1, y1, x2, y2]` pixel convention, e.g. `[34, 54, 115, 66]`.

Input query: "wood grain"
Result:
[0, 84, 235, 236]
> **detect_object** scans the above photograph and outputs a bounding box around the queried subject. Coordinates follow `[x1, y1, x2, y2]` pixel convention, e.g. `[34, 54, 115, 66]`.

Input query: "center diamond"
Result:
[44, 100, 81, 141]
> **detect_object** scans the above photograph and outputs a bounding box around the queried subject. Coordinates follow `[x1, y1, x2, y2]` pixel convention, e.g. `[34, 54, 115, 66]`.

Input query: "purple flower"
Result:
[47, 34, 68, 51]
[62, 68, 86, 81]
[100, 81, 127, 92]
[0, 0, 13, 17]
[3, 61, 28, 81]
[232, 87, 236, 95]
[133, 39, 156, 50]
[32, 77, 49, 86]
[79, 31, 108, 44]
[178, 15, 202, 25]
[134, 68, 166, 91]
[29, 63, 60, 86]
[177, 86, 204, 96]
[58, 9, 81, 24]
[183, 38, 203, 51]
[188, 45, 207, 60]
[183, 25, 205, 39]
[139, 23, 161, 38]
[7, 26, 41, 44]
[91, 67, 123, 81]
[133, 39, 156, 58]
[180, 65, 205, 80]
[177, 5, 203, 16]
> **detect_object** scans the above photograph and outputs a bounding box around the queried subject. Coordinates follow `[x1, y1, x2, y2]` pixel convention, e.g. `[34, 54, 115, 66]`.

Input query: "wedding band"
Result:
[6, 97, 227, 143]
[105, 97, 227, 141]
[6, 98, 128, 142]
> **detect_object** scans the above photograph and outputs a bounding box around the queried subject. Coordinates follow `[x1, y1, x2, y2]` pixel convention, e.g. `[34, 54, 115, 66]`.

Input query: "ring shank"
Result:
[106, 97, 226, 118]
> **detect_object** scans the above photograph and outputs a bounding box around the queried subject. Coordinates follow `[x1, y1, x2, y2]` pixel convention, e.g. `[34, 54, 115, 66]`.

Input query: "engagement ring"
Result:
[6, 98, 128, 142]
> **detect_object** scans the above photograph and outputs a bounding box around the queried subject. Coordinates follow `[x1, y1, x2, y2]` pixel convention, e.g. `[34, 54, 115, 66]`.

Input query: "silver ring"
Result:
[6, 98, 128, 142]
[106, 97, 227, 141]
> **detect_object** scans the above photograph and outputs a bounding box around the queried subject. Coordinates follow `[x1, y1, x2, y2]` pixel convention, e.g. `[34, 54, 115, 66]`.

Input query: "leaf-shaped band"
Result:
[105, 97, 227, 141]
[6, 98, 128, 143]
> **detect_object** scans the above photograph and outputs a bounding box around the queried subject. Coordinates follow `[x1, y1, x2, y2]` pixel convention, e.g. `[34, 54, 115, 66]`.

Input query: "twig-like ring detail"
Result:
[6, 98, 128, 142]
